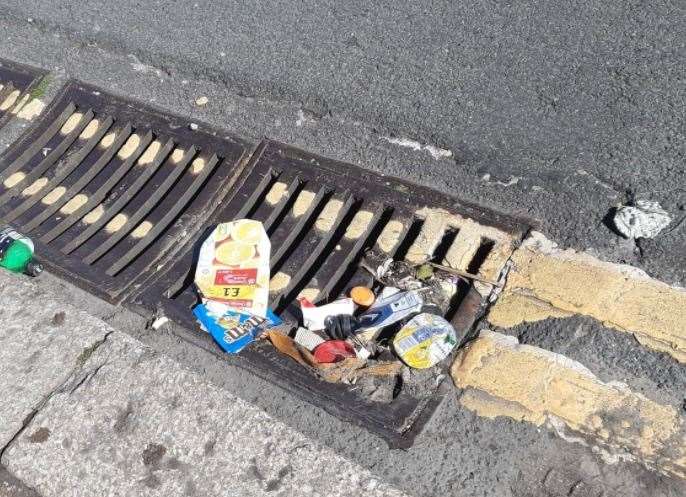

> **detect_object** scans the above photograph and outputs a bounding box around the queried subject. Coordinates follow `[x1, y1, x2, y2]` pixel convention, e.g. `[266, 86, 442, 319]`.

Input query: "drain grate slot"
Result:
[0, 59, 47, 129]
[0, 80, 252, 303]
[132, 139, 531, 447]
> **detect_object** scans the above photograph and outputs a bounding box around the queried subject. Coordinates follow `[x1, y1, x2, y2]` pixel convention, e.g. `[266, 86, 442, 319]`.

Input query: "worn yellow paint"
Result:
[82, 204, 104, 224]
[117, 134, 141, 159]
[170, 148, 185, 164]
[3, 171, 25, 188]
[131, 221, 153, 238]
[344, 210, 374, 240]
[376, 220, 404, 253]
[270, 272, 291, 293]
[15, 98, 44, 120]
[105, 213, 128, 233]
[99, 131, 117, 148]
[292, 190, 315, 217]
[60, 112, 83, 135]
[265, 182, 287, 205]
[298, 288, 320, 301]
[41, 186, 66, 205]
[405, 209, 450, 264]
[21, 177, 48, 196]
[79, 119, 100, 139]
[408, 207, 514, 283]
[0, 89, 20, 111]
[190, 157, 205, 174]
[452, 330, 686, 479]
[488, 232, 686, 363]
[315, 199, 343, 232]
[9, 94, 29, 115]
[138, 140, 162, 165]
[60, 194, 88, 215]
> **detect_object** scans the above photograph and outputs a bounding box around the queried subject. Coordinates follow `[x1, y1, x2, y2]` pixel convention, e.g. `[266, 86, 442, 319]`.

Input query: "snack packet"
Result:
[193, 302, 281, 354]
[194, 220, 270, 317]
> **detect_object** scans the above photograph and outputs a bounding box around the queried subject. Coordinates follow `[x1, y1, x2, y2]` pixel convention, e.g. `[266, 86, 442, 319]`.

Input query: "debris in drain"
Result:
[195, 220, 271, 317]
[300, 297, 354, 331]
[356, 290, 424, 341]
[350, 286, 375, 307]
[194, 301, 281, 353]
[0, 226, 43, 277]
[193, 220, 278, 353]
[293, 327, 326, 351]
[393, 313, 457, 369]
[613, 200, 672, 239]
[188, 217, 463, 406]
[313, 340, 357, 364]
[324, 314, 359, 340]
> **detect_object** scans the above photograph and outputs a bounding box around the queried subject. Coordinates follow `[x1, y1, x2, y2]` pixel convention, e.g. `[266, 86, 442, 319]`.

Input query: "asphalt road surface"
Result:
[0, 1, 684, 496]
[2, 0, 684, 285]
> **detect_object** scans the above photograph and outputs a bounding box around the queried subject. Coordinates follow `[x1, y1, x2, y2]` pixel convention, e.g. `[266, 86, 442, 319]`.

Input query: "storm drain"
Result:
[132, 140, 531, 447]
[0, 80, 252, 302]
[0, 58, 47, 128]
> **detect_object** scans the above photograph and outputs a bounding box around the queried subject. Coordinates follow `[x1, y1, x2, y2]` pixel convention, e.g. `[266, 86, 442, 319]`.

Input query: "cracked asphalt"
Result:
[0, 1, 684, 496]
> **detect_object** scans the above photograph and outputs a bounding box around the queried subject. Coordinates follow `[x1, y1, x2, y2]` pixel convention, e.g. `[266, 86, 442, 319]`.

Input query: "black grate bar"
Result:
[234, 168, 280, 219]
[40, 131, 153, 244]
[80, 140, 184, 263]
[0, 104, 77, 183]
[107, 153, 220, 277]
[0, 108, 94, 206]
[263, 177, 304, 235]
[23, 123, 133, 232]
[392, 217, 425, 260]
[3, 116, 114, 224]
[61, 136, 172, 254]
[466, 238, 496, 275]
[431, 228, 460, 264]
[315, 206, 390, 304]
[269, 185, 330, 272]
[273, 193, 356, 311]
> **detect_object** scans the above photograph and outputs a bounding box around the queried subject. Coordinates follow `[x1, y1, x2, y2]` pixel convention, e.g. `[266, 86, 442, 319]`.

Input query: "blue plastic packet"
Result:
[193, 303, 282, 354]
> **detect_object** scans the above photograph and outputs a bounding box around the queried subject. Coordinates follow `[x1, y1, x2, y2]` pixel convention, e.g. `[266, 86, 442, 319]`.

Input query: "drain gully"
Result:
[0, 58, 47, 129]
[0, 77, 530, 447]
[131, 139, 531, 447]
[0, 80, 252, 303]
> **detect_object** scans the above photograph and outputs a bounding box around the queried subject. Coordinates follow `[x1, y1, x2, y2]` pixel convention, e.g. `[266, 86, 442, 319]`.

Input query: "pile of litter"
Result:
[191, 219, 466, 403]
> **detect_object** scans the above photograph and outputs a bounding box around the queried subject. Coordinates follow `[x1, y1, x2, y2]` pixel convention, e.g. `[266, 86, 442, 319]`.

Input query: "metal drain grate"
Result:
[131, 140, 531, 447]
[0, 59, 47, 129]
[0, 80, 252, 302]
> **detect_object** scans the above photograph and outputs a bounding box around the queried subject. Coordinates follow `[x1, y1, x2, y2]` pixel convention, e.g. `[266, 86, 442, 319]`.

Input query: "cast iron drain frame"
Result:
[130, 139, 532, 448]
[0, 58, 47, 129]
[0, 80, 252, 303]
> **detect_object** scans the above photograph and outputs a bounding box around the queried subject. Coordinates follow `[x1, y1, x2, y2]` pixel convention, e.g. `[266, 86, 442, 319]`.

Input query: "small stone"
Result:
[195, 96, 208, 107]
[189, 123, 198, 131]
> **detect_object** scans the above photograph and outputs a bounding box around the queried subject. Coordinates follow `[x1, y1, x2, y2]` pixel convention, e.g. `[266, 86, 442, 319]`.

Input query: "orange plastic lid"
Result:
[350, 286, 375, 307]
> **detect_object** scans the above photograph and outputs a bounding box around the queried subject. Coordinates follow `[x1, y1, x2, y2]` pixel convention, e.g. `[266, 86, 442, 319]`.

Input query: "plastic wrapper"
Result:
[356, 290, 423, 340]
[393, 313, 457, 369]
[193, 303, 281, 354]
[299, 297, 354, 331]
